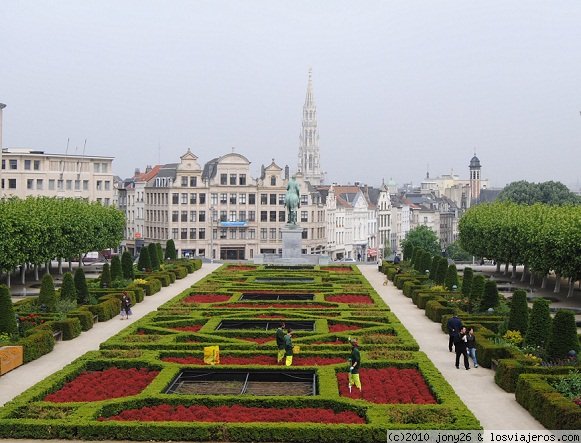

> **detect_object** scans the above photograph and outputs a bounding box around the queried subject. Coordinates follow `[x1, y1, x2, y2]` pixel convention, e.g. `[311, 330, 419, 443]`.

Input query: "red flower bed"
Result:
[312, 341, 347, 345]
[216, 303, 331, 309]
[329, 323, 362, 333]
[325, 294, 373, 304]
[183, 294, 231, 304]
[171, 325, 202, 332]
[45, 367, 159, 402]
[101, 404, 364, 424]
[257, 314, 286, 319]
[226, 266, 256, 271]
[161, 355, 346, 366]
[320, 267, 353, 273]
[242, 337, 273, 344]
[337, 368, 436, 404]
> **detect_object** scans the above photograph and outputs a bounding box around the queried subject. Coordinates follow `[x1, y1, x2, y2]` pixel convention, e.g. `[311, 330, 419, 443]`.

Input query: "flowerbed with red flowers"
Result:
[44, 367, 159, 402]
[329, 323, 362, 333]
[241, 337, 273, 344]
[161, 355, 346, 366]
[183, 294, 231, 304]
[337, 367, 436, 404]
[215, 303, 332, 309]
[226, 266, 256, 271]
[100, 403, 365, 424]
[325, 294, 373, 304]
[171, 325, 202, 332]
[320, 267, 353, 273]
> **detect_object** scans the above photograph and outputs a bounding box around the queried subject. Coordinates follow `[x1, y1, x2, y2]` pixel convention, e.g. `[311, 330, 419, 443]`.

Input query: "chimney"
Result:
[134, 168, 140, 176]
[145, 165, 152, 173]
[0, 103, 6, 148]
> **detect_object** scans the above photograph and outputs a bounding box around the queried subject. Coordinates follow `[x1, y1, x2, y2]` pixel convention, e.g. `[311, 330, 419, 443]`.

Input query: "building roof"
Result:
[469, 155, 481, 168]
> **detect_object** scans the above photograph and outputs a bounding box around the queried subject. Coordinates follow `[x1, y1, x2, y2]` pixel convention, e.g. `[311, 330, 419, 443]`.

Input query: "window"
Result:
[269, 211, 276, 222]
[279, 211, 285, 222]
[220, 228, 227, 239]
[172, 211, 179, 222]
[230, 229, 237, 239]
[190, 176, 197, 187]
[189, 228, 196, 239]
[104, 198, 110, 206]
[190, 193, 197, 204]
[229, 210, 236, 221]
[301, 211, 308, 223]
[229, 193, 237, 204]
[172, 193, 179, 204]
[219, 210, 227, 222]
[270, 228, 277, 240]
[36, 179, 43, 190]
[181, 211, 188, 222]
[249, 228, 256, 239]
[260, 228, 267, 240]
[57, 180, 64, 190]
[95, 180, 102, 191]
[181, 176, 188, 187]
[1, 159, 4, 169]
[260, 211, 267, 222]
[212, 228, 217, 240]
[27, 179, 34, 189]
[249, 193, 256, 204]
[268, 194, 275, 205]
[220, 174, 227, 185]
[66, 180, 72, 190]
[199, 193, 206, 204]
[211, 193, 218, 205]
[220, 193, 227, 204]
[179, 193, 186, 204]
[270, 175, 276, 186]
[240, 228, 247, 239]
[83, 180, 89, 191]
[93, 163, 101, 173]
[190, 210, 197, 222]
[248, 211, 256, 222]
[302, 228, 308, 239]
[181, 228, 188, 240]
[239, 210, 246, 221]
[8, 179, 16, 189]
[199, 211, 206, 222]
[279, 194, 285, 205]
[9, 159, 17, 170]
[34, 160, 40, 170]
[260, 194, 267, 204]
[172, 228, 179, 239]
[239, 193, 246, 204]
[301, 195, 308, 205]
[101, 163, 108, 173]
[237, 174, 245, 185]
[230, 174, 237, 185]
[74, 180, 80, 190]
[24, 160, 31, 170]
[198, 228, 206, 239]
[49, 179, 55, 190]
[103, 181, 110, 191]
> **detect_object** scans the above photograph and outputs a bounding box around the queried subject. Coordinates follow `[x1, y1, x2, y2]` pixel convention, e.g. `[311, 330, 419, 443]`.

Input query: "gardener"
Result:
[275, 322, 286, 364]
[348, 338, 361, 393]
[284, 329, 294, 366]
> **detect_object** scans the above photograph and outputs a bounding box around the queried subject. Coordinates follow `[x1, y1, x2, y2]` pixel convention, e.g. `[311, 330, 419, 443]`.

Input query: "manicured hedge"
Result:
[19, 329, 55, 363]
[495, 359, 577, 393]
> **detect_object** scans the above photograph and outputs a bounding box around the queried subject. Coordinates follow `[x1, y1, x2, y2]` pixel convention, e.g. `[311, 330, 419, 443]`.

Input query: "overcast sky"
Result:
[1, 1, 581, 189]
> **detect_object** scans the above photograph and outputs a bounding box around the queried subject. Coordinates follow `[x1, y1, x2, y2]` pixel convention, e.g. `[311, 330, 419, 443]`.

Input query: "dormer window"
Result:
[270, 175, 276, 186]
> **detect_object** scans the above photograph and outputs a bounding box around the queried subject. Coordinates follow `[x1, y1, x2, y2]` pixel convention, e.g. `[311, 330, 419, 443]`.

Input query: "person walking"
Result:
[454, 326, 470, 370]
[447, 314, 462, 352]
[284, 329, 294, 366]
[120, 292, 132, 320]
[275, 322, 286, 364]
[466, 327, 478, 368]
[348, 338, 362, 393]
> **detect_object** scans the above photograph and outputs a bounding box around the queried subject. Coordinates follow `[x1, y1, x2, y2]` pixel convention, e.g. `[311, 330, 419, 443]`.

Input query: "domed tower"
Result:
[469, 154, 481, 201]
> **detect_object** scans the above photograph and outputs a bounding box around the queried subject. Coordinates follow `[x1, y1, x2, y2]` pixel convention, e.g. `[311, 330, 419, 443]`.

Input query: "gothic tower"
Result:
[298, 69, 324, 184]
[469, 153, 482, 201]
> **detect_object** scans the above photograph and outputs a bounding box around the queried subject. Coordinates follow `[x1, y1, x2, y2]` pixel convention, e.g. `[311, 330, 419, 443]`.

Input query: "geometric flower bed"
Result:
[0, 263, 480, 442]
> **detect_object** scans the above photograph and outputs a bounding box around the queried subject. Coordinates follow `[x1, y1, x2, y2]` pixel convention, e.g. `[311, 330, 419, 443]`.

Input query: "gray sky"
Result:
[2, 1, 581, 189]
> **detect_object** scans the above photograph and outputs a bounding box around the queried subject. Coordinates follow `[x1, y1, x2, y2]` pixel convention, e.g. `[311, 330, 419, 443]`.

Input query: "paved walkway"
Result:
[359, 265, 544, 430]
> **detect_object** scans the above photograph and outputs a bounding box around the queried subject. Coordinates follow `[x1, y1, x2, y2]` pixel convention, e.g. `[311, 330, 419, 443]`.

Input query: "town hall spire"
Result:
[298, 68, 324, 184]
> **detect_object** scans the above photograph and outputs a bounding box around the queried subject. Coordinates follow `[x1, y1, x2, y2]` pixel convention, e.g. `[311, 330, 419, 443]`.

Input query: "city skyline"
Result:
[1, 2, 581, 189]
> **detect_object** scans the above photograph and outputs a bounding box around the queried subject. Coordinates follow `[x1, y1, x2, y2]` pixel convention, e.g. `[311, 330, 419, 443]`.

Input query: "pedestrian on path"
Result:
[284, 329, 294, 366]
[120, 292, 132, 320]
[466, 327, 478, 368]
[447, 314, 462, 352]
[348, 338, 362, 393]
[275, 322, 286, 364]
[454, 326, 470, 370]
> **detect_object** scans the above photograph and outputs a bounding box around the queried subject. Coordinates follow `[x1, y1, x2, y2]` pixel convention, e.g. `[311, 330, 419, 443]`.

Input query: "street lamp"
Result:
[209, 206, 215, 263]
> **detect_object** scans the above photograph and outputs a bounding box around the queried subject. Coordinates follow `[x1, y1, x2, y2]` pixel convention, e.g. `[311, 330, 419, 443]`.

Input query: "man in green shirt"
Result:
[284, 329, 294, 366]
[275, 322, 286, 364]
[348, 338, 361, 393]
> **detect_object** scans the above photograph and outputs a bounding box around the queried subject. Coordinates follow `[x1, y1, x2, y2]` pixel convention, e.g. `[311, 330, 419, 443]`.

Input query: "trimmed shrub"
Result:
[480, 280, 499, 311]
[546, 310, 580, 360]
[508, 289, 529, 335]
[156, 243, 163, 265]
[38, 274, 57, 312]
[165, 239, 177, 260]
[420, 251, 432, 277]
[100, 263, 111, 288]
[0, 284, 18, 335]
[87, 297, 121, 322]
[19, 329, 55, 363]
[110, 256, 122, 281]
[121, 251, 134, 280]
[434, 257, 448, 285]
[67, 309, 94, 331]
[461, 267, 473, 298]
[469, 274, 485, 312]
[52, 318, 82, 341]
[445, 264, 459, 291]
[74, 268, 90, 305]
[524, 298, 552, 349]
[60, 272, 76, 302]
[429, 256, 439, 281]
[137, 248, 151, 272]
[148, 243, 160, 271]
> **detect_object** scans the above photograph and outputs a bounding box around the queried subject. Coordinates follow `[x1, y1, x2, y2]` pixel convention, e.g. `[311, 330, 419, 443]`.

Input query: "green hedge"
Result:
[425, 298, 455, 323]
[495, 359, 578, 393]
[87, 296, 120, 322]
[67, 309, 94, 332]
[51, 318, 82, 341]
[18, 329, 55, 363]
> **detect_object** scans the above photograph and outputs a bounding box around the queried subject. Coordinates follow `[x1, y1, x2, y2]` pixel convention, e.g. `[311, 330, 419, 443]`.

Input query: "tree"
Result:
[38, 274, 57, 312]
[100, 263, 111, 288]
[403, 243, 414, 261]
[401, 225, 440, 257]
[420, 251, 432, 277]
[435, 257, 448, 285]
[546, 310, 580, 359]
[74, 267, 90, 305]
[498, 180, 579, 205]
[480, 280, 499, 311]
[121, 251, 134, 280]
[110, 255, 122, 281]
[137, 247, 151, 272]
[156, 243, 164, 265]
[524, 298, 552, 349]
[461, 267, 474, 298]
[0, 285, 18, 335]
[165, 239, 177, 260]
[507, 289, 529, 335]
[148, 243, 160, 271]
[429, 255, 440, 280]
[446, 241, 473, 262]
[60, 272, 76, 302]
[469, 275, 485, 312]
[445, 264, 459, 291]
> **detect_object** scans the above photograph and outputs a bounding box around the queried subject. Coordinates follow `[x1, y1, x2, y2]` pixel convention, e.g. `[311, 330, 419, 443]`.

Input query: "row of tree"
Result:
[0, 197, 125, 279]
[459, 202, 581, 296]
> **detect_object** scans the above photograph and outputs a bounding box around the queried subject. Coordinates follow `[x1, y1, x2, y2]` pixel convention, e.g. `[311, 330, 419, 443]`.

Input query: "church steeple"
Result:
[298, 68, 324, 185]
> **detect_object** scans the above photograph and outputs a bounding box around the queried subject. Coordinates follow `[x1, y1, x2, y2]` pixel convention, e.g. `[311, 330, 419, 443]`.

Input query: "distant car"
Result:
[340, 258, 357, 263]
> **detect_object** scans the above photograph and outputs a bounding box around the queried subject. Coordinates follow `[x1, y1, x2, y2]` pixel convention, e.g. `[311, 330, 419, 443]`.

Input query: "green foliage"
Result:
[121, 251, 134, 280]
[444, 264, 459, 291]
[402, 225, 440, 257]
[461, 267, 473, 298]
[0, 284, 18, 335]
[74, 268, 90, 305]
[100, 263, 111, 288]
[156, 243, 163, 265]
[420, 251, 432, 277]
[508, 289, 529, 335]
[110, 256, 122, 281]
[547, 310, 580, 360]
[59, 272, 76, 303]
[503, 330, 523, 346]
[550, 370, 581, 400]
[469, 275, 485, 312]
[55, 298, 77, 314]
[148, 243, 160, 271]
[403, 242, 414, 261]
[38, 274, 57, 312]
[480, 280, 499, 311]
[434, 257, 448, 285]
[429, 256, 440, 280]
[525, 298, 552, 349]
[165, 239, 177, 260]
[137, 248, 151, 272]
[498, 180, 580, 205]
[446, 241, 473, 262]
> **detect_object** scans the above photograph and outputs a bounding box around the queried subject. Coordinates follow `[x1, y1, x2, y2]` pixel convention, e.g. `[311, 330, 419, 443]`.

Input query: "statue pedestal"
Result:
[282, 225, 303, 259]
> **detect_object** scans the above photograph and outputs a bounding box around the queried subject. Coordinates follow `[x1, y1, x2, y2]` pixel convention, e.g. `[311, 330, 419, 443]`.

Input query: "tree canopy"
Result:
[497, 180, 579, 205]
[401, 225, 440, 257]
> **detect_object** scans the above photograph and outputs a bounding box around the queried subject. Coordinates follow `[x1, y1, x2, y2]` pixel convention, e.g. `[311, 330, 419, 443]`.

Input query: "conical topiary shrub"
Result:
[508, 289, 529, 335]
[480, 280, 499, 311]
[60, 272, 76, 303]
[38, 274, 57, 312]
[110, 255, 122, 281]
[461, 267, 473, 298]
[412, 248, 422, 272]
[546, 310, 580, 360]
[137, 247, 151, 272]
[429, 256, 440, 280]
[420, 251, 432, 276]
[148, 243, 160, 271]
[100, 263, 111, 288]
[74, 267, 90, 305]
[445, 264, 459, 291]
[165, 239, 177, 260]
[435, 257, 448, 285]
[524, 298, 552, 349]
[469, 274, 485, 313]
[156, 243, 163, 265]
[0, 285, 18, 335]
[121, 251, 134, 280]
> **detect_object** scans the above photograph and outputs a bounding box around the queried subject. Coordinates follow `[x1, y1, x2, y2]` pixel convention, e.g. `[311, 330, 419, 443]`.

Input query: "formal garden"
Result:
[0, 264, 480, 442]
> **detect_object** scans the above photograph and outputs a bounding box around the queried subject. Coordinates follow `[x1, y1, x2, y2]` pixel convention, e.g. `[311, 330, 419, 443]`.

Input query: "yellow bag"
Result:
[292, 345, 300, 355]
[203, 346, 220, 365]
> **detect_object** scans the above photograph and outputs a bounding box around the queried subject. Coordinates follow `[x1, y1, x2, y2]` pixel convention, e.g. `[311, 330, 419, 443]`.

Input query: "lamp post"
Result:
[209, 206, 215, 263]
